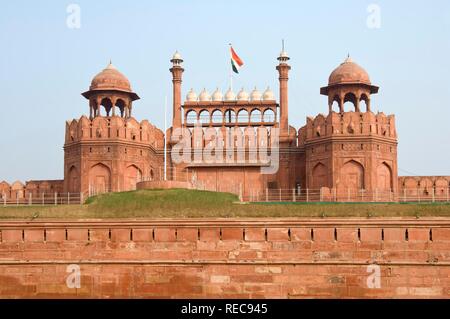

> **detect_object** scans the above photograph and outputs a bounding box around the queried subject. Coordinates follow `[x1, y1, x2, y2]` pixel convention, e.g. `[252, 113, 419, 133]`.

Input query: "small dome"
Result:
[186, 88, 197, 102]
[212, 88, 223, 101]
[90, 62, 132, 92]
[262, 87, 275, 100]
[328, 56, 371, 86]
[237, 88, 249, 101]
[279, 50, 289, 58]
[172, 51, 182, 60]
[198, 88, 211, 102]
[250, 87, 262, 101]
[224, 87, 236, 101]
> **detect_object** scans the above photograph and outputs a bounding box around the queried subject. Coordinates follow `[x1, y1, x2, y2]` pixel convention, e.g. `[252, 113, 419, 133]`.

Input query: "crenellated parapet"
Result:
[298, 111, 397, 144]
[65, 115, 164, 148]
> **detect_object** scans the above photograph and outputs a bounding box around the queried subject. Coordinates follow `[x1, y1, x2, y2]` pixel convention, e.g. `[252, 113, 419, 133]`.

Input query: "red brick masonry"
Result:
[0, 218, 449, 298]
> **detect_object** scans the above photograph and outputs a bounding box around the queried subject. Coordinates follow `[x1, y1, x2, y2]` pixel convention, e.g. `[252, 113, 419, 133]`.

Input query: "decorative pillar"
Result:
[355, 98, 360, 112]
[170, 51, 184, 129]
[276, 49, 291, 136]
[339, 96, 344, 113]
[111, 99, 116, 117]
[89, 101, 93, 119]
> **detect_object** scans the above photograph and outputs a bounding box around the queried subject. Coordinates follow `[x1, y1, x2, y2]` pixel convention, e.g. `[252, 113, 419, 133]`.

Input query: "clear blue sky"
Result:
[1, 0, 449, 182]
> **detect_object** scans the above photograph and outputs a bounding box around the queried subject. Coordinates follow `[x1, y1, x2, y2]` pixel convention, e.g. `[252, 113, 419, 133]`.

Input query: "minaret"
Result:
[170, 51, 184, 129]
[276, 40, 291, 137]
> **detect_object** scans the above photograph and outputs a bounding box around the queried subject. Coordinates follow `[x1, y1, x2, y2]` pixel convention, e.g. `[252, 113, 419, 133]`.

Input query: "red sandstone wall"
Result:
[0, 219, 449, 298]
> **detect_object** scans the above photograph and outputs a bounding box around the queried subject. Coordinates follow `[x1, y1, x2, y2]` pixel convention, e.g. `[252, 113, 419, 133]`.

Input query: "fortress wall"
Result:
[398, 176, 450, 198]
[0, 180, 64, 200]
[0, 219, 449, 298]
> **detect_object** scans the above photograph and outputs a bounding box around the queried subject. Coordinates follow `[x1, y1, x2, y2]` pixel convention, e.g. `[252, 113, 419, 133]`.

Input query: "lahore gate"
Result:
[1, 50, 449, 202]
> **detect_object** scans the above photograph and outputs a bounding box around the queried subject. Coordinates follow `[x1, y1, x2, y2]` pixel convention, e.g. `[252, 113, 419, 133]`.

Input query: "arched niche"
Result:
[376, 162, 392, 191]
[89, 163, 111, 194]
[67, 166, 79, 193]
[124, 164, 142, 191]
[340, 160, 365, 190]
[312, 162, 328, 189]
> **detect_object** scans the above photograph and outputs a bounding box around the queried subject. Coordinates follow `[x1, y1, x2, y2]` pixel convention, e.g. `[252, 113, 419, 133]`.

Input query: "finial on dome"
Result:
[224, 87, 236, 101]
[263, 86, 275, 100]
[237, 87, 249, 101]
[278, 39, 290, 62]
[344, 53, 353, 63]
[186, 88, 198, 102]
[250, 87, 262, 101]
[199, 88, 211, 102]
[212, 87, 223, 101]
[106, 59, 116, 70]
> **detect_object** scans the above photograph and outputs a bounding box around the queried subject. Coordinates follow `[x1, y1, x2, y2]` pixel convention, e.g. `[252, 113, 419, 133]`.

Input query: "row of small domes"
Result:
[186, 87, 275, 102]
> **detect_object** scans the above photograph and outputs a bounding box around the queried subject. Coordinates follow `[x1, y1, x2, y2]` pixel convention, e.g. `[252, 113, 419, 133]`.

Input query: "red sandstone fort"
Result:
[1, 50, 449, 202]
[1, 51, 450, 299]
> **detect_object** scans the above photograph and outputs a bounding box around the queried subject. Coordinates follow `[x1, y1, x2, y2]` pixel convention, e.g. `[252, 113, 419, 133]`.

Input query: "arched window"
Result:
[186, 110, 197, 124]
[115, 99, 126, 117]
[211, 110, 223, 123]
[101, 98, 113, 116]
[199, 110, 210, 124]
[250, 109, 262, 123]
[237, 109, 249, 123]
[224, 109, 236, 123]
[263, 109, 275, 122]
[343, 93, 357, 112]
[330, 95, 341, 113]
[360, 93, 370, 112]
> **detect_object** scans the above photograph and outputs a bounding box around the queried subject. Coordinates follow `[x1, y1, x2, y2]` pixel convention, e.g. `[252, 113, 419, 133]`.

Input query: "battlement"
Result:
[65, 115, 164, 148]
[298, 111, 397, 146]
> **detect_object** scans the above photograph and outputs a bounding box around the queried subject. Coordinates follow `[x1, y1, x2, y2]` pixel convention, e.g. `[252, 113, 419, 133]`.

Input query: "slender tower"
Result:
[170, 51, 184, 129]
[276, 41, 291, 138]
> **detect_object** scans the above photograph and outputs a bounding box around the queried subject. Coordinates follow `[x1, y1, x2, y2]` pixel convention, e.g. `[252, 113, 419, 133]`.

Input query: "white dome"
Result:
[279, 50, 289, 59]
[224, 87, 236, 101]
[237, 88, 249, 101]
[172, 51, 182, 60]
[262, 87, 275, 100]
[186, 88, 197, 102]
[250, 87, 262, 101]
[212, 88, 223, 101]
[198, 88, 211, 102]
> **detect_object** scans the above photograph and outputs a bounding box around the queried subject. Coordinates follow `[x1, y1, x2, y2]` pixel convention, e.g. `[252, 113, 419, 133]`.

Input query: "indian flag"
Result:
[230, 45, 244, 74]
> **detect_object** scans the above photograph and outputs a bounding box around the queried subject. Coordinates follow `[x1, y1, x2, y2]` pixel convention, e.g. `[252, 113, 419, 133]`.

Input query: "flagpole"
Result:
[229, 43, 233, 91]
[164, 95, 167, 181]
